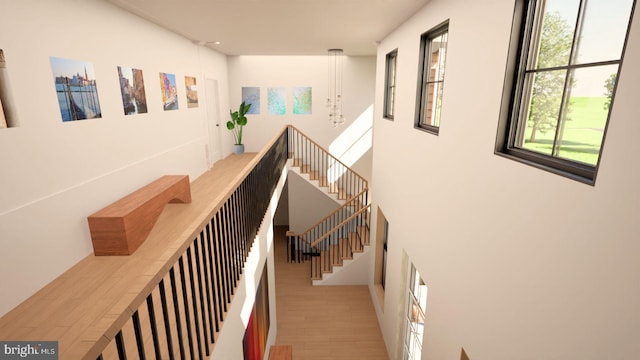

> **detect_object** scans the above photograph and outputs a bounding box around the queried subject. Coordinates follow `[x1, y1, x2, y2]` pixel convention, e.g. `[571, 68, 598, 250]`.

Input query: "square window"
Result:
[496, 0, 635, 184]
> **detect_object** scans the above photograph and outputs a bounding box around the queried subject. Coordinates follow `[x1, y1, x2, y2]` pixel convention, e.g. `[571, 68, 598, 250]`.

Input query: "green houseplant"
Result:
[227, 101, 251, 154]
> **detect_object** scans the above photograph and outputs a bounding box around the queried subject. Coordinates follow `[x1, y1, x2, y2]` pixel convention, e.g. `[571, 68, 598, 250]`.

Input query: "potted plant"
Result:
[227, 101, 251, 154]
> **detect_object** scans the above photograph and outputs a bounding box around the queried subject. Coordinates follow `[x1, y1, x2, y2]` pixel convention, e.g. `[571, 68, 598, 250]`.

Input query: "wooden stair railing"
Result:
[285, 125, 371, 281]
[287, 125, 368, 203]
[286, 188, 368, 263]
[308, 205, 371, 280]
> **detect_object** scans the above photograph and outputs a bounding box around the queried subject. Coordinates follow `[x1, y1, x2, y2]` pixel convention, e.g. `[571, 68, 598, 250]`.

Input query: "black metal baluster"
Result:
[146, 293, 162, 360]
[222, 201, 235, 296]
[178, 256, 196, 360]
[205, 222, 220, 334]
[158, 279, 176, 360]
[214, 212, 229, 312]
[132, 310, 146, 360]
[169, 268, 186, 360]
[115, 330, 127, 360]
[200, 229, 216, 344]
[186, 246, 204, 360]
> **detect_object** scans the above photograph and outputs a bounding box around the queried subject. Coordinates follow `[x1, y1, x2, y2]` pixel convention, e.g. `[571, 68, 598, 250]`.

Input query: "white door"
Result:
[205, 78, 222, 167]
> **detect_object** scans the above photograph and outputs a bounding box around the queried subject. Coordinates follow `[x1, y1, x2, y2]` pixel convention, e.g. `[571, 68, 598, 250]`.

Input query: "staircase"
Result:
[286, 126, 371, 281]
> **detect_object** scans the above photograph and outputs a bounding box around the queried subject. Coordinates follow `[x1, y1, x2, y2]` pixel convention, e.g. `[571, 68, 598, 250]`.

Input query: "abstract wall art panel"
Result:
[242, 265, 270, 360]
[50, 56, 102, 121]
[117, 66, 148, 115]
[293, 86, 312, 115]
[242, 87, 260, 114]
[159, 72, 179, 111]
[268, 87, 286, 115]
[185, 76, 198, 108]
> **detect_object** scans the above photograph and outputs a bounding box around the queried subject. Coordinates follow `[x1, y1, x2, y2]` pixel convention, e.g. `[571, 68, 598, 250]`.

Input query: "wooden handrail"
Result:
[0, 126, 291, 359]
[286, 188, 368, 239]
[287, 125, 369, 189]
[309, 204, 371, 248]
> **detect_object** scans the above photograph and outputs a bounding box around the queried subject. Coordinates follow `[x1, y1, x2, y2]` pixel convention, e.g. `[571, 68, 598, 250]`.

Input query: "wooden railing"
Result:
[285, 126, 370, 280]
[309, 204, 371, 279]
[0, 127, 289, 360]
[287, 125, 368, 203]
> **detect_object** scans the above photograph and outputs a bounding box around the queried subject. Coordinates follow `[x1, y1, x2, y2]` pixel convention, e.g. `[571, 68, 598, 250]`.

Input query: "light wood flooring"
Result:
[273, 226, 389, 359]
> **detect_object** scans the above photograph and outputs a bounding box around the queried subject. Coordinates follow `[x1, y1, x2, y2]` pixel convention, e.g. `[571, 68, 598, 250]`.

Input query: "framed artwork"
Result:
[242, 265, 270, 360]
[185, 76, 198, 108]
[268, 87, 286, 115]
[293, 87, 312, 115]
[50, 56, 102, 121]
[117, 66, 147, 115]
[159, 72, 179, 111]
[242, 87, 260, 114]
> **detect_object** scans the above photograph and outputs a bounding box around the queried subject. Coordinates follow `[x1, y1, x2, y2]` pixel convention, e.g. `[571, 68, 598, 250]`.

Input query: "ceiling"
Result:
[106, 0, 431, 56]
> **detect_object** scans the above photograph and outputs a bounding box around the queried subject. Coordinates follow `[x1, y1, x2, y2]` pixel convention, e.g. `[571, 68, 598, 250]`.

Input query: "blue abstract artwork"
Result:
[293, 87, 312, 115]
[242, 87, 260, 114]
[268, 87, 286, 115]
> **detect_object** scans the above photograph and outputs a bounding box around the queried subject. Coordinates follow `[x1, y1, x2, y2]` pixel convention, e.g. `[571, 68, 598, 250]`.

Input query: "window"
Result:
[496, 0, 635, 184]
[374, 208, 389, 307]
[381, 217, 389, 289]
[415, 20, 449, 134]
[383, 49, 398, 119]
[402, 263, 427, 360]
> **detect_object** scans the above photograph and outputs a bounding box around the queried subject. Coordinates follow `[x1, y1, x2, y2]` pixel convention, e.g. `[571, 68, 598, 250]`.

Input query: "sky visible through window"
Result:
[545, 0, 633, 96]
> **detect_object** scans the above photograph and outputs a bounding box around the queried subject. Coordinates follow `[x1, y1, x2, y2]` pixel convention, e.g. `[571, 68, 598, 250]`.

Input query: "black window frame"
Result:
[383, 49, 398, 120]
[415, 20, 449, 135]
[381, 218, 389, 289]
[495, 0, 636, 185]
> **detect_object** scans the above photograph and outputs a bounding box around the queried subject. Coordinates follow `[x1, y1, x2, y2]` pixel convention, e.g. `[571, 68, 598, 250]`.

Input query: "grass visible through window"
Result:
[522, 96, 608, 166]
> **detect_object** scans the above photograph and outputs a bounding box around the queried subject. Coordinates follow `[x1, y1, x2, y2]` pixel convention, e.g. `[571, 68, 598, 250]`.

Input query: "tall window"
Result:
[381, 218, 389, 289]
[384, 49, 398, 119]
[403, 263, 427, 360]
[416, 20, 449, 134]
[374, 208, 389, 306]
[496, 0, 636, 184]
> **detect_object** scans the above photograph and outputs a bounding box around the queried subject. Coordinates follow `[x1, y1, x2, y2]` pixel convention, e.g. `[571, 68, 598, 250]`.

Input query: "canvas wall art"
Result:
[242, 265, 270, 360]
[293, 87, 312, 115]
[242, 87, 260, 114]
[159, 72, 179, 111]
[268, 87, 286, 115]
[50, 56, 102, 121]
[117, 66, 147, 115]
[185, 76, 198, 108]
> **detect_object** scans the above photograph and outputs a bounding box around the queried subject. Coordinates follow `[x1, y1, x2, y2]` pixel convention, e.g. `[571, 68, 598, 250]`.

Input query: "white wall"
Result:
[226, 55, 375, 182]
[287, 171, 340, 233]
[369, 0, 640, 359]
[0, 0, 230, 316]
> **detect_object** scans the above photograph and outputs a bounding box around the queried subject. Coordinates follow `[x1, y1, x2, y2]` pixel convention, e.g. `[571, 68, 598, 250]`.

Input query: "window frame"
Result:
[415, 19, 449, 135]
[383, 49, 398, 120]
[402, 263, 427, 360]
[495, 0, 636, 185]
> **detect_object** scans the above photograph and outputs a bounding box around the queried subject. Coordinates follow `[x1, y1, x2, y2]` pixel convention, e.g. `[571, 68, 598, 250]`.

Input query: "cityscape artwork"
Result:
[50, 56, 102, 121]
[185, 76, 199, 108]
[117, 66, 148, 115]
[159, 72, 179, 111]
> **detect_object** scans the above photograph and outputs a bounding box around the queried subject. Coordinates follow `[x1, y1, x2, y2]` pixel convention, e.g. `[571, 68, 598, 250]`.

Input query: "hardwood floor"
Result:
[273, 226, 389, 359]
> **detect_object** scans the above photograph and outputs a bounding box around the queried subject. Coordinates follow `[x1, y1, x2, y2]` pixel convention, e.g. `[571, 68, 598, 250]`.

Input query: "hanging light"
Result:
[326, 49, 345, 127]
